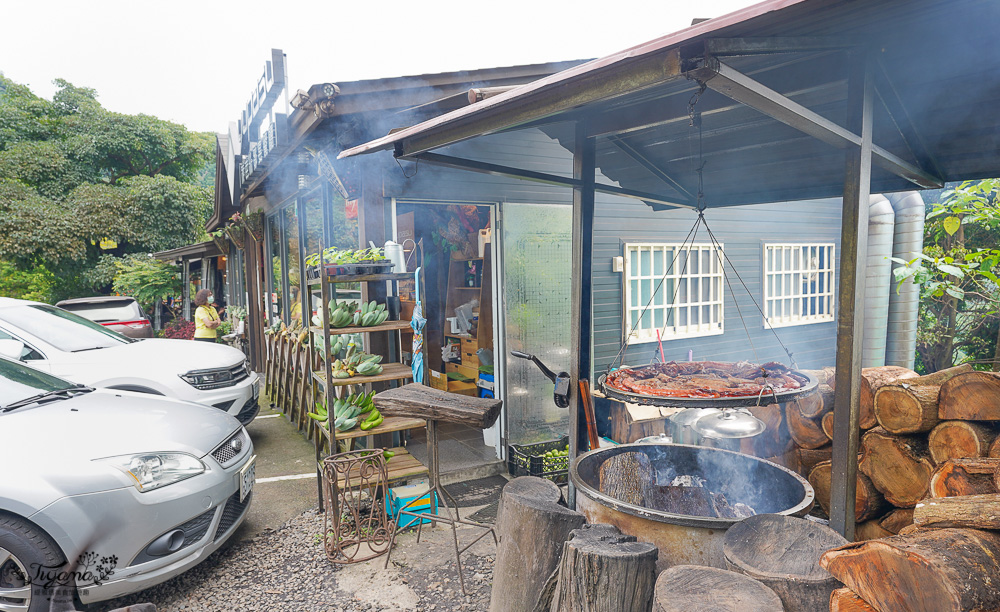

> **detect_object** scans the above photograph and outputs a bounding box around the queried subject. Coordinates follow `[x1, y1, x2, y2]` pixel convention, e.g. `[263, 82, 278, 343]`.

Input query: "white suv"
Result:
[0, 298, 260, 424]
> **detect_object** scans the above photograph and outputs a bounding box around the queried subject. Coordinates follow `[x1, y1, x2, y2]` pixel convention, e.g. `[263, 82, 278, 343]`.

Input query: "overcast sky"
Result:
[1, 0, 758, 134]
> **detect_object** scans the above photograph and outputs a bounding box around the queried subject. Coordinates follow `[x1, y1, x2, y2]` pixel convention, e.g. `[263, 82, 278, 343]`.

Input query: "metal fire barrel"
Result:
[571, 443, 814, 571]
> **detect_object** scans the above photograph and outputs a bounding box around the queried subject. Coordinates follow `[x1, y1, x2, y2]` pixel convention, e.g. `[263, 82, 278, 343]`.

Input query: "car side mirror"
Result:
[0, 339, 25, 360]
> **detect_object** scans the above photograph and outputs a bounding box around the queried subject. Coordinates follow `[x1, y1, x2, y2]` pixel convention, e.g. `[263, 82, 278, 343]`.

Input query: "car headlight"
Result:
[98, 453, 206, 492]
[180, 367, 235, 390]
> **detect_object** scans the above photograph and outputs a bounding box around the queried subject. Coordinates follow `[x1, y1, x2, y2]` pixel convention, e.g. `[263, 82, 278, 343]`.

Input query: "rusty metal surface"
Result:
[598, 369, 818, 409]
[322, 449, 394, 564]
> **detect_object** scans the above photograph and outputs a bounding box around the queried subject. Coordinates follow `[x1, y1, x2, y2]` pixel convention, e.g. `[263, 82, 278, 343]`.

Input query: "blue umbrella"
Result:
[410, 267, 426, 384]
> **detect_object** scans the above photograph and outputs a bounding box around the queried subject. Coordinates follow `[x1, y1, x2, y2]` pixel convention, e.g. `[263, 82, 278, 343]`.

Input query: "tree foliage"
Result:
[0, 75, 213, 300]
[110, 255, 182, 310]
[893, 179, 1000, 372]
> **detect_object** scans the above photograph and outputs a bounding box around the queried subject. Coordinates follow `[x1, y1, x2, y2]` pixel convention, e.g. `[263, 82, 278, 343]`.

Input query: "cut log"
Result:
[854, 518, 893, 541]
[652, 565, 783, 612]
[879, 508, 914, 535]
[874, 384, 941, 434]
[548, 524, 658, 612]
[787, 402, 830, 449]
[913, 493, 1000, 529]
[991, 436, 1000, 458]
[723, 513, 847, 612]
[928, 457, 1000, 498]
[374, 383, 502, 428]
[489, 477, 586, 612]
[801, 366, 837, 389]
[821, 411, 835, 441]
[927, 420, 999, 463]
[939, 371, 1000, 420]
[599, 451, 652, 507]
[765, 447, 801, 474]
[808, 460, 889, 522]
[792, 383, 834, 418]
[742, 403, 790, 458]
[797, 445, 832, 478]
[860, 366, 919, 429]
[830, 588, 879, 612]
[897, 524, 920, 536]
[821, 528, 1000, 612]
[858, 428, 933, 507]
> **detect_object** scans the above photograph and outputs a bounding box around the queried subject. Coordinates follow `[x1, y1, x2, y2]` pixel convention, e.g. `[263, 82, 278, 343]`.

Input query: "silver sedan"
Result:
[0, 356, 255, 610]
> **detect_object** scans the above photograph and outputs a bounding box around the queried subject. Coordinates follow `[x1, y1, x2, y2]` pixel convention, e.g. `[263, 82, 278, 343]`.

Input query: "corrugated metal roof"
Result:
[340, 0, 1000, 208]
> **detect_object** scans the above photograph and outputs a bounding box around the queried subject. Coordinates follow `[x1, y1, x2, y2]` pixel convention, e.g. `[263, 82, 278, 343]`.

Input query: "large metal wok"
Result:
[598, 367, 819, 408]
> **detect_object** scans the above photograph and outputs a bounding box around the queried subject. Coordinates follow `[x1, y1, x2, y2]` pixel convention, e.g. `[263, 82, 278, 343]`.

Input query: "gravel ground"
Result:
[95, 509, 497, 612]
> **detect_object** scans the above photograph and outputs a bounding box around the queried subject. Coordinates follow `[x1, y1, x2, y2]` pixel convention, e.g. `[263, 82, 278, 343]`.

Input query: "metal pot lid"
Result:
[634, 433, 673, 444]
[668, 407, 721, 427]
[693, 409, 766, 439]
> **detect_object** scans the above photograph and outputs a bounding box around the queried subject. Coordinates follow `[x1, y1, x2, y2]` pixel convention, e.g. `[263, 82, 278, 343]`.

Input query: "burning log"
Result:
[873, 364, 973, 434]
[548, 524, 657, 612]
[913, 494, 1000, 530]
[808, 459, 888, 522]
[488, 477, 585, 612]
[927, 420, 999, 463]
[879, 508, 915, 535]
[787, 402, 830, 449]
[821, 529, 1000, 612]
[938, 371, 1000, 420]
[928, 457, 1000, 498]
[829, 588, 879, 612]
[722, 513, 846, 612]
[858, 427, 933, 507]
[652, 565, 783, 612]
[860, 365, 919, 429]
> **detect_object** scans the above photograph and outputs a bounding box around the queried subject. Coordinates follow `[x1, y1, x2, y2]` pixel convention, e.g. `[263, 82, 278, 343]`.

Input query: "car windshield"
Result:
[0, 305, 133, 352]
[0, 357, 73, 407]
[60, 300, 142, 323]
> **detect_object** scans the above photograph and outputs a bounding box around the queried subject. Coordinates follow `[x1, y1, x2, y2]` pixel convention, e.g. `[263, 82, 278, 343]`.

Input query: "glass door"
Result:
[498, 203, 573, 446]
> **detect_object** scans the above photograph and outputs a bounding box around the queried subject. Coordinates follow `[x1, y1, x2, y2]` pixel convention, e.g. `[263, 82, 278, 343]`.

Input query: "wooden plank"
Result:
[309, 320, 412, 336]
[316, 415, 427, 443]
[375, 383, 502, 429]
[331, 448, 428, 489]
[312, 362, 414, 388]
[306, 272, 414, 286]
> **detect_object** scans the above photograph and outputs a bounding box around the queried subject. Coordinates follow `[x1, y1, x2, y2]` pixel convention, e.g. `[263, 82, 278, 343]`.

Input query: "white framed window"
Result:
[763, 243, 836, 327]
[623, 243, 724, 342]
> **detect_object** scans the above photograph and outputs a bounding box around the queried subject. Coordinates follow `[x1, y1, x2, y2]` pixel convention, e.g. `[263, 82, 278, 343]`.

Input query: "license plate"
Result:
[251, 380, 260, 401]
[239, 455, 256, 502]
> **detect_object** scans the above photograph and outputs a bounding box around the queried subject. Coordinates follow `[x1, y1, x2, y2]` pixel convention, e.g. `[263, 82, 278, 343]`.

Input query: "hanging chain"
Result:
[689, 82, 708, 212]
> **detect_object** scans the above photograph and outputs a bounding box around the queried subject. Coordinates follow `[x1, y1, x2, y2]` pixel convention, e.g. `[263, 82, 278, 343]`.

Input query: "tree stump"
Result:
[808, 460, 888, 522]
[723, 513, 846, 612]
[913, 493, 1000, 529]
[927, 420, 998, 463]
[652, 565, 783, 612]
[939, 371, 1000, 420]
[928, 457, 1000, 498]
[787, 402, 829, 449]
[488, 477, 586, 612]
[858, 428, 933, 507]
[821, 528, 1000, 612]
[860, 366, 919, 429]
[599, 451, 652, 507]
[879, 508, 914, 535]
[830, 588, 879, 612]
[548, 524, 658, 612]
[797, 445, 832, 479]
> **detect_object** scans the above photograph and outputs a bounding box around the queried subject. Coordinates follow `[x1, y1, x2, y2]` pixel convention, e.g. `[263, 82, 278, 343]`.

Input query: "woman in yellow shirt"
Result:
[193, 289, 221, 342]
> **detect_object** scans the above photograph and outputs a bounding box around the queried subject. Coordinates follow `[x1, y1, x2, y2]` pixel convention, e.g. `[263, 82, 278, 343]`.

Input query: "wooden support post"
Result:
[568, 121, 596, 509]
[830, 51, 874, 540]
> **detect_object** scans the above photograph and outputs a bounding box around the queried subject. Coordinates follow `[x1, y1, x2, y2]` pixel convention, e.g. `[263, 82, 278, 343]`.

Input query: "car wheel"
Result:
[0, 514, 69, 612]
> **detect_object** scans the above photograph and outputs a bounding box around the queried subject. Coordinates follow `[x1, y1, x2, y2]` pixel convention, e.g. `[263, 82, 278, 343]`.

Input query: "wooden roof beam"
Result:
[703, 36, 861, 56]
[686, 56, 943, 189]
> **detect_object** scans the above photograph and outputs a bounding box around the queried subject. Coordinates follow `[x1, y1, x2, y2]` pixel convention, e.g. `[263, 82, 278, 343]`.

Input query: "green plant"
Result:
[110, 255, 182, 312]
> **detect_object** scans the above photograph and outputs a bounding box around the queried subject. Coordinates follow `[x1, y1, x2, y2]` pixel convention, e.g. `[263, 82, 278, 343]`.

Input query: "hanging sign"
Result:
[99, 238, 118, 250]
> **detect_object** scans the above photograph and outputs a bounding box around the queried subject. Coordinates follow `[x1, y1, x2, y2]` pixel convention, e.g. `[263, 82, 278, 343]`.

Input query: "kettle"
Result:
[384, 240, 406, 273]
[693, 408, 767, 452]
[668, 408, 721, 445]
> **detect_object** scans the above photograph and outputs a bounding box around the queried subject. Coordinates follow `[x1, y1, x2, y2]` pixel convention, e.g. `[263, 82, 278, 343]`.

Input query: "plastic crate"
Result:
[507, 435, 570, 484]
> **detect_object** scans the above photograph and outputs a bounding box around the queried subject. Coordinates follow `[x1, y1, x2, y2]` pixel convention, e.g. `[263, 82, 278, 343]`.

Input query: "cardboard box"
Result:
[387, 483, 437, 529]
[429, 369, 448, 391]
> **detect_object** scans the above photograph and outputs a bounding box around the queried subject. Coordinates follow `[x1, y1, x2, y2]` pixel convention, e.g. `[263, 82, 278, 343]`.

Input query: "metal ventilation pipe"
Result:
[885, 191, 926, 369]
[863, 194, 896, 367]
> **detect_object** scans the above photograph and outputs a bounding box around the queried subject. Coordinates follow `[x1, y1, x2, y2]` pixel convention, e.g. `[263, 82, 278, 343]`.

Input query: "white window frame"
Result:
[622, 242, 725, 343]
[762, 243, 836, 328]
